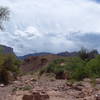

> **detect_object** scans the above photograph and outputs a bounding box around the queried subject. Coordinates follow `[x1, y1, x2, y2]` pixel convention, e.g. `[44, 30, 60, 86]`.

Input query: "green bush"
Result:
[40, 57, 87, 80]
[63, 57, 87, 80]
[0, 54, 21, 84]
[78, 48, 98, 61]
[2, 54, 21, 74]
[39, 53, 100, 81]
[86, 55, 100, 78]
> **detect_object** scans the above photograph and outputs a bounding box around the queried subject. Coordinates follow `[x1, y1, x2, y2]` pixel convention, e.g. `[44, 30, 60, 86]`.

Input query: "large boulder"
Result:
[22, 91, 49, 100]
[55, 72, 66, 79]
[1, 70, 15, 84]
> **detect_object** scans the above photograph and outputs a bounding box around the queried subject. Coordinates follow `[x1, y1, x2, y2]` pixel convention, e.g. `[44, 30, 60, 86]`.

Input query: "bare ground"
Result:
[0, 74, 100, 100]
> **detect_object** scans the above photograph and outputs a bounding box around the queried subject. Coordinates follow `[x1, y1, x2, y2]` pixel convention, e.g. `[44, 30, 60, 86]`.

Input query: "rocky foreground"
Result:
[0, 74, 100, 100]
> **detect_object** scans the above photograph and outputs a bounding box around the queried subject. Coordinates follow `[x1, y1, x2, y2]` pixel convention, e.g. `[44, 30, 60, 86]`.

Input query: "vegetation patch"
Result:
[0, 54, 21, 84]
[39, 48, 100, 81]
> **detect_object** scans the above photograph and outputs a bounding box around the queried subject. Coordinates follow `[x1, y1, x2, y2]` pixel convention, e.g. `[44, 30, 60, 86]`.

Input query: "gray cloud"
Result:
[0, 0, 100, 55]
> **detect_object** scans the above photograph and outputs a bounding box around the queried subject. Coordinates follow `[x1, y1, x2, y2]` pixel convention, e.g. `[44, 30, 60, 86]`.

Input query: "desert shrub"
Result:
[0, 54, 21, 84]
[39, 51, 100, 81]
[78, 48, 88, 61]
[40, 57, 87, 80]
[53, 59, 65, 64]
[70, 65, 87, 80]
[2, 54, 21, 74]
[39, 66, 48, 76]
[78, 48, 98, 61]
[45, 58, 67, 74]
[86, 55, 100, 78]
[39, 58, 67, 79]
[69, 55, 100, 80]
[64, 57, 87, 80]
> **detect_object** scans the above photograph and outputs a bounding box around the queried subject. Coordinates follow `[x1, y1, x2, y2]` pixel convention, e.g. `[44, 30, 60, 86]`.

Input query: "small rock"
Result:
[0, 84, 5, 87]
[31, 78, 37, 82]
[96, 79, 100, 84]
[83, 78, 91, 83]
[95, 94, 100, 100]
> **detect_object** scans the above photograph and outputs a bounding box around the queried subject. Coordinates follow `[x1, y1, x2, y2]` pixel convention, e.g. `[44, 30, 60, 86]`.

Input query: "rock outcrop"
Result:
[0, 45, 14, 54]
[23, 91, 49, 100]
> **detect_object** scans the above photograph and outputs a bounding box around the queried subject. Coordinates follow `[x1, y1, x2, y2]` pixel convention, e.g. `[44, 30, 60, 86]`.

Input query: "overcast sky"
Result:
[0, 0, 100, 56]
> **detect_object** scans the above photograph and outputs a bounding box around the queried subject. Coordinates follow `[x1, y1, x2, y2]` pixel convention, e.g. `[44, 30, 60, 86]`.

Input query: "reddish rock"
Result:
[22, 91, 49, 100]
[22, 94, 33, 100]
[95, 94, 100, 100]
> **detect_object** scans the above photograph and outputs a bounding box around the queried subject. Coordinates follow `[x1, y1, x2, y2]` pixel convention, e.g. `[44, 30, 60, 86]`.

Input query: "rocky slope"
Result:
[0, 74, 100, 100]
[21, 54, 64, 72]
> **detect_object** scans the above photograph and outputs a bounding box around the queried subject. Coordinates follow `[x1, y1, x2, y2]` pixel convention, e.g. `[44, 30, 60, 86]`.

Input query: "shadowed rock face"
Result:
[0, 45, 14, 54]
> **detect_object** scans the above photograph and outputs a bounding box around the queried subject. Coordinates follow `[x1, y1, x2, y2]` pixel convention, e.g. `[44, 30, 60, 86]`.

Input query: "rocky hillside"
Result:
[21, 54, 64, 72]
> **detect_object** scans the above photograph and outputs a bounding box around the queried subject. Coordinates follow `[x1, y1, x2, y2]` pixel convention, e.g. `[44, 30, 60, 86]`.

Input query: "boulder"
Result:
[95, 94, 100, 100]
[1, 70, 14, 84]
[55, 72, 66, 79]
[0, 84, 5, 87]
[22, 91, 49, 100]
[22, 94, 33, 100]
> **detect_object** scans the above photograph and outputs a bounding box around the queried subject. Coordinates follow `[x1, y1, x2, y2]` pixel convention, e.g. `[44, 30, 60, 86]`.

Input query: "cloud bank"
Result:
[0, 0, 100, 55]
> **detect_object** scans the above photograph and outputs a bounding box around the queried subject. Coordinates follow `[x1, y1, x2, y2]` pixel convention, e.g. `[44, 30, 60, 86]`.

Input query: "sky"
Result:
[0, 0, 100, 56]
